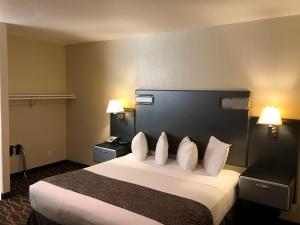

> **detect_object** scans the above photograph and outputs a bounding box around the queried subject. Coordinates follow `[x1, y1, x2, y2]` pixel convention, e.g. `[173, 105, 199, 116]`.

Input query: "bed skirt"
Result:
[27, 207, 237, 225]
[27, 210, 60, 225]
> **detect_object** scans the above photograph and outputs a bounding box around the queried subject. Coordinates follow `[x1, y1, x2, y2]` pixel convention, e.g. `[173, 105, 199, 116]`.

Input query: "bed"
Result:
[28, 153, 240, 225]
[28, 90, 250, 225]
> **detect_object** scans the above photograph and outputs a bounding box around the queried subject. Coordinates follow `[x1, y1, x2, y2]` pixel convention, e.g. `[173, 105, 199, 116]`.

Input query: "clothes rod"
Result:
[9, 94, 76, 100]
[9, 94, 76, 107]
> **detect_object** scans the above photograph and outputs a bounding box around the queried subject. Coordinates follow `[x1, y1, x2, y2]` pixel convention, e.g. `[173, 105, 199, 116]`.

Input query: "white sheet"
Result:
[30, 153, 240, 225]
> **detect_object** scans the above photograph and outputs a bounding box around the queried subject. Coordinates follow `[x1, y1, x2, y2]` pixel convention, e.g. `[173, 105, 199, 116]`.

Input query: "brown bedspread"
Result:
[41, 169, 213, 225]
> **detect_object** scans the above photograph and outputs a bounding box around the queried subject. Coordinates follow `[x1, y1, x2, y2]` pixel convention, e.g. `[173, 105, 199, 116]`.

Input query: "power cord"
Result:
[19, 145, 28, 179]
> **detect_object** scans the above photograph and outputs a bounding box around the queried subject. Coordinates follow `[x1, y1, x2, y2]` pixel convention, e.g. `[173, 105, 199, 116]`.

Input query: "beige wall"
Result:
[8, 35, 66, 174]
[66, 15, 300, 222]
[0, 23, 10, 194]
[66, 15, 300, 164]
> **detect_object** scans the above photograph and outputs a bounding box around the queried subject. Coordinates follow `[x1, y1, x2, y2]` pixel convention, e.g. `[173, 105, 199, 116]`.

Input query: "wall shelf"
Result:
[9, 94, 76, 107]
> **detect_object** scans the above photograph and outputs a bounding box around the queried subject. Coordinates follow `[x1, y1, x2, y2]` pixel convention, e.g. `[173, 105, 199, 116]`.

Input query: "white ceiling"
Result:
[1, 0, 300, 45]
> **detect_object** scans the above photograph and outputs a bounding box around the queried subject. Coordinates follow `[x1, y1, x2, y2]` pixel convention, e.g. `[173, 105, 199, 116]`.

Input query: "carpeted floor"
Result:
[0, 161, 85, 225]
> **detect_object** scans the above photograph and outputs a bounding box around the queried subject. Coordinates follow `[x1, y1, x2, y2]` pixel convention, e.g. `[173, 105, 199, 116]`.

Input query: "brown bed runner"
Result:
[43, 169, 213, 225]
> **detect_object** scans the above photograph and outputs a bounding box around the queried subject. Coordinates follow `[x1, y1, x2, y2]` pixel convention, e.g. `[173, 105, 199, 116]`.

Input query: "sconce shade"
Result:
[106, 100, 124, 114]
[257, 106, 282, 125]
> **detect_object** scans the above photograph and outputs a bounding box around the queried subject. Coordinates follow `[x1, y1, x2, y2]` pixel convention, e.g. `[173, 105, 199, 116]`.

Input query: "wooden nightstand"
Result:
[239, 164, 295, 211]
[93, 142, 131, 163]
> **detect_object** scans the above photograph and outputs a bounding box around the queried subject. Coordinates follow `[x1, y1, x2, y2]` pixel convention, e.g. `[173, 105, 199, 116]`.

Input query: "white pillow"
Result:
[177, 139, 198, 171]
[203, 136, 231, 176]
[131, 132, 148, 161]
[155, 132, 169, 165]
[176, 136, 191, 161]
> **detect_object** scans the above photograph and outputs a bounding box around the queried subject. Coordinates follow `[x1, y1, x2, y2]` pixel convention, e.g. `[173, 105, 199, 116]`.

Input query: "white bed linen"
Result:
[30, 153, 240, 225]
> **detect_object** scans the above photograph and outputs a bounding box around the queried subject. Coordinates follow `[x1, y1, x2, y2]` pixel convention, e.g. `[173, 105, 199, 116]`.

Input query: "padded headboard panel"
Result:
[135, 89, 250, 167]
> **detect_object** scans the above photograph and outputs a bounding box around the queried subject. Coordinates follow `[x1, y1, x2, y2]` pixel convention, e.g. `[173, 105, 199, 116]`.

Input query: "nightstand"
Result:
[239, 164, 295, 211]
[93, 142, 131, 163]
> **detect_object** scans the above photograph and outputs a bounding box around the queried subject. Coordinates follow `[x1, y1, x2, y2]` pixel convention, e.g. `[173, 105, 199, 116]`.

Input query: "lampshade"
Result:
[106, 100, 124, 114]
[257, 106, 282, 125]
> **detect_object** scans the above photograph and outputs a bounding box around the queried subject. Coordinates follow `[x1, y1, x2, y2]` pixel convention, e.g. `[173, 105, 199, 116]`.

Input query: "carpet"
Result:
[0, 161, 85, 225]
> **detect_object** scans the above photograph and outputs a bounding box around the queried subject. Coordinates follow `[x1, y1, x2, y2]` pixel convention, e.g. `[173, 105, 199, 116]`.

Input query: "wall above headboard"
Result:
[135, 89, 250, 167]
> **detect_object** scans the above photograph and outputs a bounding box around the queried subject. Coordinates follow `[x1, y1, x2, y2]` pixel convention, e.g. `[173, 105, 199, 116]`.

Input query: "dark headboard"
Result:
[135, 89, 250, 167]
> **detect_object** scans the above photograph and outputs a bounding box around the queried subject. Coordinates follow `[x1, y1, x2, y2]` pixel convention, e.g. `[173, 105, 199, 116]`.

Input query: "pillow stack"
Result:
[131, 131, 230, 176]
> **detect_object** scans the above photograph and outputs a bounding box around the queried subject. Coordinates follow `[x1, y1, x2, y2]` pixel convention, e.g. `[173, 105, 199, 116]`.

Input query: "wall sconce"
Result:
[106, 100, 125, 120]
[257, 106, 282, 139]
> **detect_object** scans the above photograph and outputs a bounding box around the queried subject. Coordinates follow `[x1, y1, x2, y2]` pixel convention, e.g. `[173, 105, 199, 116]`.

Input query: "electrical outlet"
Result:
[47, 150, 53, 157]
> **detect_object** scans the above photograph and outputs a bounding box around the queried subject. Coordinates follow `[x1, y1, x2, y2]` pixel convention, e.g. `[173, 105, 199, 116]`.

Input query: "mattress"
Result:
[30, 153, 240, 225]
